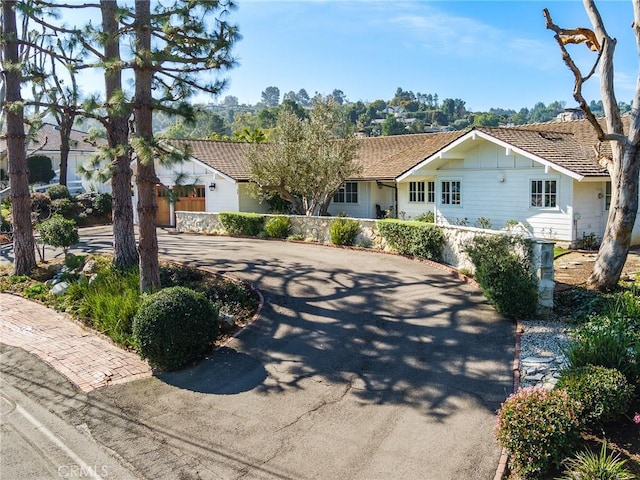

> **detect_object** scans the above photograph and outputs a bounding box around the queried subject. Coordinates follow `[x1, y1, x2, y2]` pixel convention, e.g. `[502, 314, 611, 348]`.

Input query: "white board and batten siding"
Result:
[396, 180, 435, 220]
[399, 141, 575, 241]
[327, 181, 377, 219]
[238, 183, 269, 214]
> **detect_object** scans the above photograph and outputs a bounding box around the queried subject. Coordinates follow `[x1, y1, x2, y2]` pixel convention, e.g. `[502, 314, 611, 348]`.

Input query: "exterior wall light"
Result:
[208, 182, 216, 191]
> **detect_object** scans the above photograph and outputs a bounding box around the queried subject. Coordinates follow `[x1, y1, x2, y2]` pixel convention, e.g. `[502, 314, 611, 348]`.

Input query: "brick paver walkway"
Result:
[0, 293, 152, 392]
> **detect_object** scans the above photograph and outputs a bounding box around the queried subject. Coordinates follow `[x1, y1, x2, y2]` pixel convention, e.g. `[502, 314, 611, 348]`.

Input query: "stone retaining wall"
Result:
[176, 211, 554, 314]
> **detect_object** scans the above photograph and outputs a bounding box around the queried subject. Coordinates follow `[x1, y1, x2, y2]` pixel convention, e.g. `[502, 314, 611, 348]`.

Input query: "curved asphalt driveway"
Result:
[55, 228, 514, 479]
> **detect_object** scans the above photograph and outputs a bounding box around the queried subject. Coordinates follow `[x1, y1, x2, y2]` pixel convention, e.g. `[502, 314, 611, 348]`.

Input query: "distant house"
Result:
[395, 117, 639, 246]
[0, 123, 103, 194]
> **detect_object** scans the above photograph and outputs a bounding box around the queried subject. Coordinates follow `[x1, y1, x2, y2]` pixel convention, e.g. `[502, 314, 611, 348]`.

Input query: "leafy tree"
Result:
[381, 115, 406, 136]
[545, 3, 640, 290]
[472, 112, 501, 127]
[221, 95, 238, 107]
[261, 86, 280, 107]
[330, 88, 346, 105]
[297, 88, 310, 106]
[247, 98, 361, 216]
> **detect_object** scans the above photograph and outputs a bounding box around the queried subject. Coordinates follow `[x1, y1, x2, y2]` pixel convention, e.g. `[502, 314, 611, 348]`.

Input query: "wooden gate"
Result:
[155, 185, 206, 226]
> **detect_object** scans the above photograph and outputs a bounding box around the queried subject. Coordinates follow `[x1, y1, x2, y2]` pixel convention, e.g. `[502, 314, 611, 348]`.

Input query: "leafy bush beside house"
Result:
[264, 215, 291, 239]
[496, 386, 583, 479]
[330, 217, 360, 246]
[27, 155, 55, 184]
[466, 234, 537, 319]
[219, 212, 265, 236]
[556, 365, 635, 428]
[36, 214, 79, 256]
[377, 219, 444, 261]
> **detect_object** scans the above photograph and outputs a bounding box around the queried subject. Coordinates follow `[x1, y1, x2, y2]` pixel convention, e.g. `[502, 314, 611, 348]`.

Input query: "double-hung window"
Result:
[333, 182, 358, 203]
[427, 181, 435, 203]
[530, 180, 557, 208]
[605, 181, 612, 211]
[409, 181, 425, 202]
[441, 180, 461, 205]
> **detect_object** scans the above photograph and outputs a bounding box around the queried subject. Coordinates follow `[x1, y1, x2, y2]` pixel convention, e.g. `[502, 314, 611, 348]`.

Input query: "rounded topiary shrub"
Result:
[47, 184, 71, 200]
[264, 216, 291, 239]
[132, 286, 219, 370]
[557, 365, 635, 428]
[496, 385, 582, 479]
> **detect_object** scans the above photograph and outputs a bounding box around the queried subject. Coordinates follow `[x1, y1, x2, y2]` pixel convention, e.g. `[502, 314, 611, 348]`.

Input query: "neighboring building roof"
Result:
[0, 122, 100, 155]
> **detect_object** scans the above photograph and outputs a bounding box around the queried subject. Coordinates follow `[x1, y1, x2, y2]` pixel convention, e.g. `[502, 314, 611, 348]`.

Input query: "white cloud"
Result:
[383, 6, 555, 70]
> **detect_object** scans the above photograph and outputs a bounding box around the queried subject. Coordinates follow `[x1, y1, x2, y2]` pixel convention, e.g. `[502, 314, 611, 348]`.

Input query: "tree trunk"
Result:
[101, 0, 138, 270]
[588, 145, 640, 289]
[2, 0, 36, 275]
[134, 0, 160, 292]
[58, 115, 72, 187]
[582, 0, 640, 290]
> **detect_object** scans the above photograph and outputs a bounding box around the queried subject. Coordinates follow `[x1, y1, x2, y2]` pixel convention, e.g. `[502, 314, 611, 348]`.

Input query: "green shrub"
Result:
[475, 216, 492, 229]
[27, 155, 55, 184]
[47, 184, 71, 200]
[63, 266, 141, 347]
[132, 286, 219, 370]
[92, 192, 113, 215]
[377, 219, 444, 261]
[466, 234, 537, 319]
[330, 217, 360, 246]
[51, 197, 74, 217]
[495, 386, 582, 479]
[30, 192, 51, 220]
[557, 365, 635, 428]
[36, 214, 79, 254]
[557, 442, 637, 480]
[565, 315, 640, 385]
[219, 212, 265, 236]
[264, 216, 291, 239]
[414, 211, 434, 223]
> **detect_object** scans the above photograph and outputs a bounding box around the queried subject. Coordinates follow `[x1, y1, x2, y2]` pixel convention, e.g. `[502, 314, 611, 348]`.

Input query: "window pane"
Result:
[441, 181, 450, 204]
[544, 180, 557, 207]
[427, 181, 435, 203]
[605, 181, 611, 211]
[531, 180, 542, 207]
[452, 181, 461, 205]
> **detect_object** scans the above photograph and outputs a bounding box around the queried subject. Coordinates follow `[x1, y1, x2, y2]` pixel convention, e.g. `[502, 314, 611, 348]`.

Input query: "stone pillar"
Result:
[532, 240, 555, 316]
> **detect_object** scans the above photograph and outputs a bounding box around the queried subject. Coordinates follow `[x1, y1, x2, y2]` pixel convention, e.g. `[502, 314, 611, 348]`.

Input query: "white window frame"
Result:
[427, 181, 435, 203]
[333, 181, 358, 204]
[440, 179, 461, 206]
[605, 181, 611, 211]
[530, 178, 558, 209]
[409, 181, 425, 203]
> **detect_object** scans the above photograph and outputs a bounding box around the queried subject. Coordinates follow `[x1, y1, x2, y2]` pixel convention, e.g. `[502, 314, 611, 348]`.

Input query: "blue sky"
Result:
[218, 0, 635, 112]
